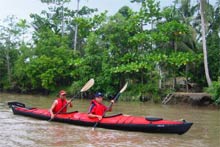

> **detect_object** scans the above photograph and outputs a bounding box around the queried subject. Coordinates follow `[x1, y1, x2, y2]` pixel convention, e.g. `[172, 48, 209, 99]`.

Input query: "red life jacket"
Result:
[89, 100, 108, 116]
[53, 98, 68, 113]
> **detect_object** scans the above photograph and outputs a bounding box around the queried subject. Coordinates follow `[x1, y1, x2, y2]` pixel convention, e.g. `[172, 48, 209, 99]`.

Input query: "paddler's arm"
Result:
[49, 100, 57, 119]
[107, 100, 115, 111]
[87, 103, 102, 120]
[88, 113, 102, 120]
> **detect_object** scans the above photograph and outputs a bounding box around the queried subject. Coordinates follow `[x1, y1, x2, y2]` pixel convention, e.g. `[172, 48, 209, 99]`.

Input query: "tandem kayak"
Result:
[8, 101, 193, 135]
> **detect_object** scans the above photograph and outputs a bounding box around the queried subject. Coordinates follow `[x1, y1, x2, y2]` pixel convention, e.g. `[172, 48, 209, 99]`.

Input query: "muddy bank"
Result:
[162, 92, 215, 106]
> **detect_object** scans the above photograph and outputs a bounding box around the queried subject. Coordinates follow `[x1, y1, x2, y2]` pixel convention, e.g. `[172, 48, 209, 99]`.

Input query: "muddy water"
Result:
[0, 93, 220, 147]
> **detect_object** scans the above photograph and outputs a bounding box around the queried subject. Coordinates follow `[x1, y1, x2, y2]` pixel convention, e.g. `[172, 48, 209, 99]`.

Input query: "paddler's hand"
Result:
[110, 100, 114, 104]
[50, 113, 55, 119]
[96, 115, 102, 120]
[67, 100, 73, 107]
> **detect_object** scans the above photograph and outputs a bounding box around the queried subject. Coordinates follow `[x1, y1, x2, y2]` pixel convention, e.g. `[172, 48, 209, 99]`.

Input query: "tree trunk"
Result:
[5, 49, 12, 85]
[73, 0, 80, 51]
[61, 1, 64, 37]
[156, 63, 162, 89]
[185, 64, 189, 92]
[200, 0, 212, 86]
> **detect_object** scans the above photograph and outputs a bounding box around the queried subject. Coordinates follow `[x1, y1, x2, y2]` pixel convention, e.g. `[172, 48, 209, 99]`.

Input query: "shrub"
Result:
[205, 80, 220, 105]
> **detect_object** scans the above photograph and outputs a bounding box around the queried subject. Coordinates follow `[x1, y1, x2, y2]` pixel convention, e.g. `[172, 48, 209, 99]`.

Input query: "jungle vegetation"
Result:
[0, 0, 219, 103]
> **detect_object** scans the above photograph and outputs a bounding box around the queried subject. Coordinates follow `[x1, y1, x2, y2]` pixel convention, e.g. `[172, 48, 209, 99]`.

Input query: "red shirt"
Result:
[53, 98, 68, 113]
[88, 100, 108, 116]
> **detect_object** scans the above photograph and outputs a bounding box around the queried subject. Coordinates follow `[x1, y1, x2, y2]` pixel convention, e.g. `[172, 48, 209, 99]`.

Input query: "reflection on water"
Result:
[0, 93, 220, 147]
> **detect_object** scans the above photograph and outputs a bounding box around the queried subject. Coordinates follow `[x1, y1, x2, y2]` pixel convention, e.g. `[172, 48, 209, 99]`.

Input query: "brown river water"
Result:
[0, 93, 220, 147]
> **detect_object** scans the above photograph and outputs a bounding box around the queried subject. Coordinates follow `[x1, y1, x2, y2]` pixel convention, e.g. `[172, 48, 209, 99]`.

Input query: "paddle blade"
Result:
[80, 78, 95, 92]
[119, 82, 128, 93]
[114, 82, 128, 102]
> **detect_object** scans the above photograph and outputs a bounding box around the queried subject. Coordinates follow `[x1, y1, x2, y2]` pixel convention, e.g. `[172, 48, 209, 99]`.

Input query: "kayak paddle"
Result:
[49, 78, 95, 121]
[92, 82, 128, 130]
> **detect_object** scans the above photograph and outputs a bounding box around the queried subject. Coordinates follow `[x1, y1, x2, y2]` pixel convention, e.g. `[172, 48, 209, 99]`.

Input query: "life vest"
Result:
[53, 98, 68, 113]
[89, 100, 108, 116]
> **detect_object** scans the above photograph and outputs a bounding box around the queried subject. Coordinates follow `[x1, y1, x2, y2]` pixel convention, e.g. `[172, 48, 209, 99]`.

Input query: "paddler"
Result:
[49, 90, 72, 119]
[88, 92, 114, 120]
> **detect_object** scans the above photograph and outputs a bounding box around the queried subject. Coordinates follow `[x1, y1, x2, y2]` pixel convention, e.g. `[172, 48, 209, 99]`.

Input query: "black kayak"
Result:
[8, 101, 193, 135]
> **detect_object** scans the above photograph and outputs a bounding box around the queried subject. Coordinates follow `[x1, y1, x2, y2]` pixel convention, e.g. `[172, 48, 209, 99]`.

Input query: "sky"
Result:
[0, 0, 171, 21]
[0, 0, 217, 21]
[0, 0, 135, 21]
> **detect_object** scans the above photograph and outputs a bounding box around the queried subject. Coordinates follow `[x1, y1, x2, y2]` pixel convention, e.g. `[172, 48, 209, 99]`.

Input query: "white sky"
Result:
[0, 0, 137, 21]
[0, 0, 217, 21]
[0, 0, 174, 21]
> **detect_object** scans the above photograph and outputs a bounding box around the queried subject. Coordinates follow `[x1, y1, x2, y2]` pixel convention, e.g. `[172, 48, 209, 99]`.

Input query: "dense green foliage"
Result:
[0, 0, 219, 102]
[205, 80, 220, 104]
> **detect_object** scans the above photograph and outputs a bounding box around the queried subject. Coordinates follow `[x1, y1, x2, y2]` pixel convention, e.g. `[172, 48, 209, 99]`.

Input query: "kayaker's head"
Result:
[59, 90, 67, 99]
[94, 92, 104, 103]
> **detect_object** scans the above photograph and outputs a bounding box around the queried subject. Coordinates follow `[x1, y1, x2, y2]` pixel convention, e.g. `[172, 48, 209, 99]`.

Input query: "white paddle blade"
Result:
[80, 78, 95, 92]
[119, 82, 128, 93]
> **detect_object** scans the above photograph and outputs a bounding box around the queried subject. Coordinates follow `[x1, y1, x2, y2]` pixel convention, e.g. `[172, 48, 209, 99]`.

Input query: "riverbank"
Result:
[161, 92, 220, 109]
[1, 91, 219, 109]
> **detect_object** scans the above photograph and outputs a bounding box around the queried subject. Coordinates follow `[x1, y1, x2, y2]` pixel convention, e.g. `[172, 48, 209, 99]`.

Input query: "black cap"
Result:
[95, 92, 104, 97]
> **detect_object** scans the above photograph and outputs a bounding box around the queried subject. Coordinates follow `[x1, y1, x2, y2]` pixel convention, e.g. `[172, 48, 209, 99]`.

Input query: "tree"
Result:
[206, 2, 220, 81]
[0, 16, 23, 89]
[19, 28, 73, 92]
[41, 0, 71, 36]
[200, 0, 212, 86]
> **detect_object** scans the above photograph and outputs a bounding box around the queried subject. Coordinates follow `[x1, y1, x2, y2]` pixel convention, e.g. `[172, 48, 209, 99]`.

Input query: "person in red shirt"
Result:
[88, 92, 114, 120]
[49, 90, 72, 119]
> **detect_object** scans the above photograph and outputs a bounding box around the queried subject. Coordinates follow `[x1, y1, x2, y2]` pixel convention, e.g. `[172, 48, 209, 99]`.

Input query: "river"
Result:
[0, 93, 219, 147]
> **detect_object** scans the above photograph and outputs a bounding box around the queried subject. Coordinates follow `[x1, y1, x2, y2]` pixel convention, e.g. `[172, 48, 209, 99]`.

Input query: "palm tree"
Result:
[169, 0, 213, 87]
[200, 0, 212, 86]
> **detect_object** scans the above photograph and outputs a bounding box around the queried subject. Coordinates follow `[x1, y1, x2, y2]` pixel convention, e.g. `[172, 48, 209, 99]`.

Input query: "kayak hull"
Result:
[8, 101, 193, 135]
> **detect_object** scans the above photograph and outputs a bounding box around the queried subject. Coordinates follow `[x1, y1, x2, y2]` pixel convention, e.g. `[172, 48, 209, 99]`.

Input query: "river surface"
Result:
[0, 93, 220, 147]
